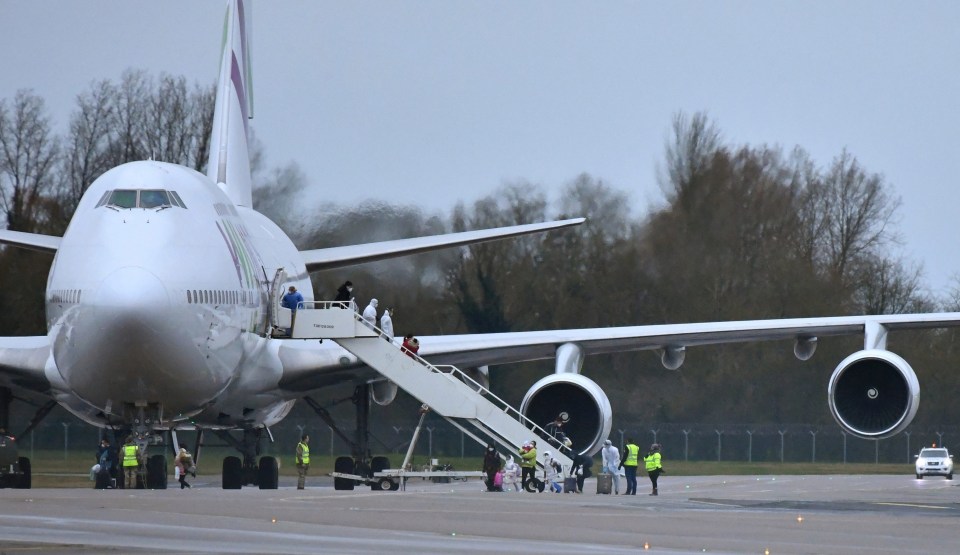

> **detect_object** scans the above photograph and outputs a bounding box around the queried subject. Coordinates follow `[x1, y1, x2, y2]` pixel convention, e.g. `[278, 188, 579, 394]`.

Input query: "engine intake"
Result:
[827, 349, 919, 439]
[520, 373, 612, 456]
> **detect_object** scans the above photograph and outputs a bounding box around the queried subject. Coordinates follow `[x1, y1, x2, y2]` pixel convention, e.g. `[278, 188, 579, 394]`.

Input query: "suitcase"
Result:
[596, 472, 612, 494]
[94, 467, 112, 489]
[564, 476, 578, 493]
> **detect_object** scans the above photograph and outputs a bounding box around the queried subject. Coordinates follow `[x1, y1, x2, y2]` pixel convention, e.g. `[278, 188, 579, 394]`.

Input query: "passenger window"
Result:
[108, 190, 138, 209]
[139, 190, 170, 209]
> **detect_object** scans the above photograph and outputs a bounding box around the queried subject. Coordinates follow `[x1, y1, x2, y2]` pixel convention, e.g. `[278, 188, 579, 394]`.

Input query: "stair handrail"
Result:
[301, 300, 573, 456]
[427, 364, 571, 455]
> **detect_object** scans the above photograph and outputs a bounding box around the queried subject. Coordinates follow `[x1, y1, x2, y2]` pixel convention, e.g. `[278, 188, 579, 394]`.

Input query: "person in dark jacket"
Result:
[334, 281, 354, 308]
[569, 451, 593, 493]
[482, 443, 500, 491]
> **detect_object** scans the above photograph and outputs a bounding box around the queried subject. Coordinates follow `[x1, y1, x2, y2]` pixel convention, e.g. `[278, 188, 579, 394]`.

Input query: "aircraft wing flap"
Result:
[299, 218, 584, 273]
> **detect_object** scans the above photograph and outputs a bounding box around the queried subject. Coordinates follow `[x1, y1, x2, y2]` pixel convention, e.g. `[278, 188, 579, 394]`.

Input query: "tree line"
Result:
[2, 73, 958, 431]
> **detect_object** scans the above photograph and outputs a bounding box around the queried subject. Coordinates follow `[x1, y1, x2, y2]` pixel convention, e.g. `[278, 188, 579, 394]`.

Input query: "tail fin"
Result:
[207, 0, 253, 207]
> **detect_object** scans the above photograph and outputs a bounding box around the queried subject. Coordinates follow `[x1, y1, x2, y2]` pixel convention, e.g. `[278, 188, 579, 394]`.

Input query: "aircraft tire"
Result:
[370, 456, 390, 491]
[524, 478, 544, 493]
[16, 457, 31, 489]
[334, 456, 354, 490]
[222, 456, 243, 489]
[258, 456, 279, 489]
[146, 455, 167, 489]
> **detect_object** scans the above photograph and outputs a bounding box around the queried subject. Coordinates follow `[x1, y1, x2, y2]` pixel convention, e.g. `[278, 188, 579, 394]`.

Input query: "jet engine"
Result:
[827, 349, 919, 440]
[520, 373, 612, 456]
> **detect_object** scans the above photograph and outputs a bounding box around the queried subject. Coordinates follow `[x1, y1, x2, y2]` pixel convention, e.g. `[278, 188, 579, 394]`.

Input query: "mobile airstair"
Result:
[278, 301, 573, 471]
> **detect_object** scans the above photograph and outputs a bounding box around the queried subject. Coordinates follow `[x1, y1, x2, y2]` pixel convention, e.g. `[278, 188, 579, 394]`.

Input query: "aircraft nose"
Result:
[93, 266, 170, 335]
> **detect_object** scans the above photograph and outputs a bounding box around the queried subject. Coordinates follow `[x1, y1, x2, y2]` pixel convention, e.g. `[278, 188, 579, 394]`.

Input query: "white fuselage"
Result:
[44, 161, 311, 428]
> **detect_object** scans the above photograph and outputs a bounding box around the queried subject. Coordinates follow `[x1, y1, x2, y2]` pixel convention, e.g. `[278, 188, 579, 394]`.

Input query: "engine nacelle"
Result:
[371, 379, 398, 406]
[827, 349, 919, 439]
[520, 373, 612, 456]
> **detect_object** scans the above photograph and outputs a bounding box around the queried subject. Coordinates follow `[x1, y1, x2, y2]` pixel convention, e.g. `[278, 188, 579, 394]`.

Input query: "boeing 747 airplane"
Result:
[1, 0, 959, 489]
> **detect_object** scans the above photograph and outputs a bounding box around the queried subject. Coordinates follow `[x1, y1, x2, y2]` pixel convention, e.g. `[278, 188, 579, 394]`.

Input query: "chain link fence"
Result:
[16, 417, 958, 465]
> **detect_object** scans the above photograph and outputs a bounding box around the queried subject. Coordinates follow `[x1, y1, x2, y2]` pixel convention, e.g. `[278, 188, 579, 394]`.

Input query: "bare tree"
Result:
[852, 257, 932, 314]
[818, 149, 901, 283]
[0, 90, 60, 232]
[55, 80, 116, 225]
[659, 111, 723, 208]
[103, 69, 149, 166]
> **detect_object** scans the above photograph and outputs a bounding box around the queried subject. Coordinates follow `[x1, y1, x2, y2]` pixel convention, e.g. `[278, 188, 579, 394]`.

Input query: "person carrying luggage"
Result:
[601, 439, 621, 495]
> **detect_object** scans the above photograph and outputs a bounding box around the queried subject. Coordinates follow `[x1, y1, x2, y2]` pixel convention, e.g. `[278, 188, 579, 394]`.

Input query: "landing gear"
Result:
[146, 455, 168, 489]
[214, 428, 279, 490]
[258, 457, 279, 489]
[305, 385, 394, 491]
[334, 456, 355, 490]
[222, 456, 242, 489]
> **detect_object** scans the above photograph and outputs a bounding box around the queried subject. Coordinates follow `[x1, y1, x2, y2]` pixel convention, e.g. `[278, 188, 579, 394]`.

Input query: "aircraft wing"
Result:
[417, 313, 960, 368]
[0, 336, 52, 394]
[0, 230, 61, 254]
[277, 312, 960, 392]
[299, 218, 584, 272]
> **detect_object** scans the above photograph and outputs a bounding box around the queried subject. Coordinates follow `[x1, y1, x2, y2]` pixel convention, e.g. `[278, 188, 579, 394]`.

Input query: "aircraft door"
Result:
[269, 268, 291, 333]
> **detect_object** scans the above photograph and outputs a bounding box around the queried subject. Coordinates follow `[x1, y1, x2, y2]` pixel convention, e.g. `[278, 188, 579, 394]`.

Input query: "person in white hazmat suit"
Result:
[362, 298, 378, 330]
[379, 308, 394, 341]
[601, 439, 622, 495]
[543, 451, 563, 493]
[502, 456, 521, 492]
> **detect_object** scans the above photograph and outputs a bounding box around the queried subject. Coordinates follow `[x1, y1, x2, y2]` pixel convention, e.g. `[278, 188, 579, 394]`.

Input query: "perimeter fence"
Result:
[13, 418, 959, 466]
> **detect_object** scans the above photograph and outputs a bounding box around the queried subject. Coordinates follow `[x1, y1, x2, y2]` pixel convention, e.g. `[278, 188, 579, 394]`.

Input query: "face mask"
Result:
[347, 287, 353, 292]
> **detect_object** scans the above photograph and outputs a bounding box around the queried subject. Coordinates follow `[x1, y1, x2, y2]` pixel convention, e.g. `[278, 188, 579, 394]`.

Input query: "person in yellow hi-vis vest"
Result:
[296, 434, 310, 490]
[643, 443, 664, 496]
[121, 436, 142, 489]
[619, 438, 640, 495]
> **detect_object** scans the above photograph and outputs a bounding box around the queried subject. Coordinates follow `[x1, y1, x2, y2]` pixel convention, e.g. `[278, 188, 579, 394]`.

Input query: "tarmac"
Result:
[0, 473, 958, 554]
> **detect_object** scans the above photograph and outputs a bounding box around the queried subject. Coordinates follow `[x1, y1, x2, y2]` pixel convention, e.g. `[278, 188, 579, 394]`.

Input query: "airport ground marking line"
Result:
[689, 500, 741, 508]
[873, 502, 951, 510]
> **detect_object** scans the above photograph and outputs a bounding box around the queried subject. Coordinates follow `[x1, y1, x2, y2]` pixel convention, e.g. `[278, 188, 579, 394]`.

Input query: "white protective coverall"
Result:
[503, 456, 521, 492]
[601, 440, 622, 494]
[380, 309, 394, 340]
[543, 451, 562, 493]
[362, 299, 378, 330]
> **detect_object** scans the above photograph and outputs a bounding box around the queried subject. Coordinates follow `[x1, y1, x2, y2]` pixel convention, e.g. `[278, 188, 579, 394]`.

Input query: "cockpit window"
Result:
[108, 190, 138, 209]
[169, 190, 186, 208]
[139, 190, 169, 208]
[103, 189, 187, 210]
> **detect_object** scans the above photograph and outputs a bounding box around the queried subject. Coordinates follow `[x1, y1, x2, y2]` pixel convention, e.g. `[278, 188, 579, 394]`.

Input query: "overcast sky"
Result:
[1, 1, 958, 294]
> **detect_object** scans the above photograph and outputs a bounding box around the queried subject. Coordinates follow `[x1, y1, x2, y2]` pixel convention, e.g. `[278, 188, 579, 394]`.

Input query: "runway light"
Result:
[764, 549, 770, 555]
[796, 515, 804, 523]
[271, 518, 277, 523]
[643, 542, 650, 550]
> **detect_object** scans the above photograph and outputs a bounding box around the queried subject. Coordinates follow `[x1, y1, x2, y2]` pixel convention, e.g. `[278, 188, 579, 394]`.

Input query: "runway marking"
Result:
[873, 502, 951, 510]
[689, 500, 741, 508]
